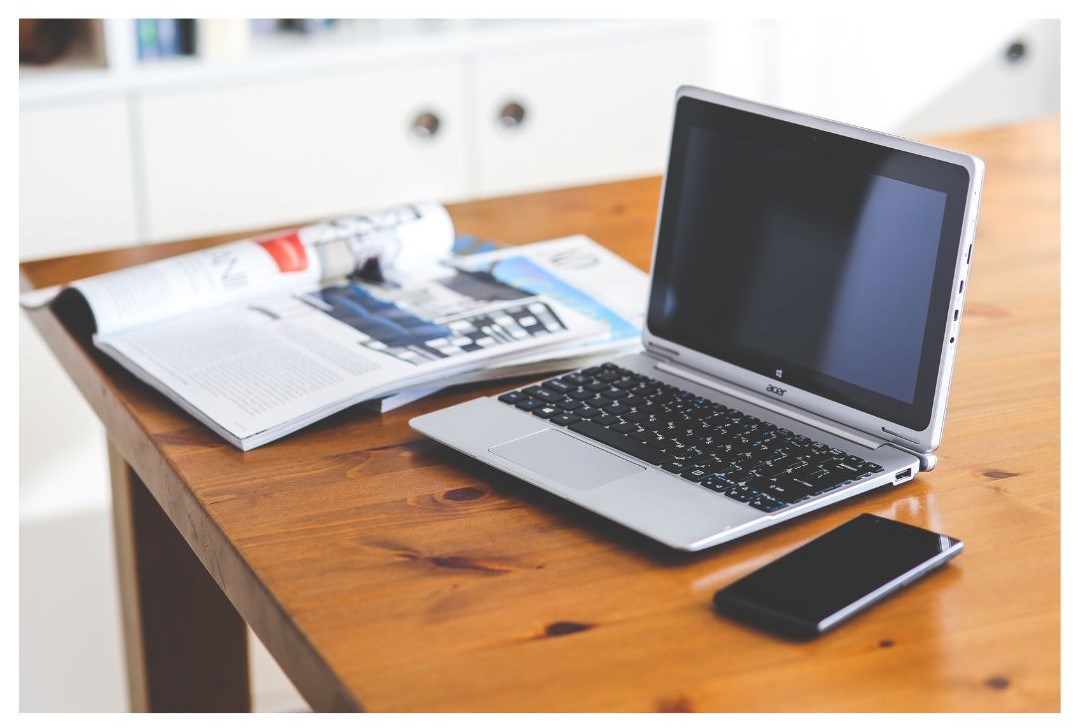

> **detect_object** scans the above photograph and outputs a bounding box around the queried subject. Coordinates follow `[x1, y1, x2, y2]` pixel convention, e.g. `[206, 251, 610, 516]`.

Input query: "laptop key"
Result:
[591, 413, 618, 427]
[575, 405, 600, 418]
[550, 413, 581, 426]
[515, 398, 543, 411]
[837, 457, 875, 477]
[798, 468, 852, 494]
[748, 497, 782, 513]
[498, 391, 525, 404]
[681, 467, 708, 482]
[567, 420, 671, 466]
[765, 479, 810, 503]
[727, 487, 754, 502]
[533, 389, 563, 403]
[700, 475, 730, 492]
[532, 405, 560, 419]
[753, 454, 794, 475]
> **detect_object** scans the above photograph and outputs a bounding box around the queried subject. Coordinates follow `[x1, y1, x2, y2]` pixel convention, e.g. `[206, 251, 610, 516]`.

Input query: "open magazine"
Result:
[23, 202, 647, 450]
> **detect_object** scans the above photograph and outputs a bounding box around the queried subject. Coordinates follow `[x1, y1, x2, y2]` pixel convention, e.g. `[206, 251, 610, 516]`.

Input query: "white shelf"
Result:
[20, 19, 700, 106]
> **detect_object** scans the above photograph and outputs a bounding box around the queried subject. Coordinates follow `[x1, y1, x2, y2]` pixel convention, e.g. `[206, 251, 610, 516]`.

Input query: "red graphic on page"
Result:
[257, 232, 309, 273]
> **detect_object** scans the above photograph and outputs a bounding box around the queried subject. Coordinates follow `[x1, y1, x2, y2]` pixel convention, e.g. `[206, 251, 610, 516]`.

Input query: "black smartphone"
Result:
[713, 513, 963, 639]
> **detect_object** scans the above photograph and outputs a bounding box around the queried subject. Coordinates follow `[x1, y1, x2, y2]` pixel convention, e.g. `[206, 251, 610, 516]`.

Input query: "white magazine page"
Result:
[96, 268, 603, 445]
[71, 237, 323, 335]
[96, 295, 413, 441]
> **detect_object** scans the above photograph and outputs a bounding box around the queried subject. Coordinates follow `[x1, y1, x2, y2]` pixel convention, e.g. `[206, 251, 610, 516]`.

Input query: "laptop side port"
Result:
[894, 467, 913, 484]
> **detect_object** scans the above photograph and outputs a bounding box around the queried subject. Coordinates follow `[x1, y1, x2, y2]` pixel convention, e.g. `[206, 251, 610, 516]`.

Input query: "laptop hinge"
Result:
[646, 341, 681, 360]
[655, 360, 881, 450]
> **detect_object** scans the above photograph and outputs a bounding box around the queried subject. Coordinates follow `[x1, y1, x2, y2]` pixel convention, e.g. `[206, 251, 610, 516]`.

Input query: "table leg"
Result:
[108, 442, 251, 712]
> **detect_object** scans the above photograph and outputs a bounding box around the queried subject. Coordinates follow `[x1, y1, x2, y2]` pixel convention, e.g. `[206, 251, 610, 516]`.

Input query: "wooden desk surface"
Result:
[21, 118, 1060, 711]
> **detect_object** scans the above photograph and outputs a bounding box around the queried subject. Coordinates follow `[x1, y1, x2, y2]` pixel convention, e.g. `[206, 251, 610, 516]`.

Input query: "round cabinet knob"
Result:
[498, 101, 527, 129]
[411, 111, 441, 140]
[1004, 40, 1027, 64]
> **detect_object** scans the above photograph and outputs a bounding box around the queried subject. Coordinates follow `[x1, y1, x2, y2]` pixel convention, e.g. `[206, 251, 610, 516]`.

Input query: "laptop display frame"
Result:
[641, 87, 984, 458]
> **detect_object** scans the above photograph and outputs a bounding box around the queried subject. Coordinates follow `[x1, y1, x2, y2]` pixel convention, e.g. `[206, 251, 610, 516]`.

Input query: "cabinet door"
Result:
[798, 18, 1046, 134]
[138, 61, 468, 242]
[20, 99, 140, 257]
[471, 27, 710, 197]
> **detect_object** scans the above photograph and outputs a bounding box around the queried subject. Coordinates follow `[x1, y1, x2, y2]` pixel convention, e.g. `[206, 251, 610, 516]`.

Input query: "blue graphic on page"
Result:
[452, 235, 499, 255]
[483, 256, 638, 342]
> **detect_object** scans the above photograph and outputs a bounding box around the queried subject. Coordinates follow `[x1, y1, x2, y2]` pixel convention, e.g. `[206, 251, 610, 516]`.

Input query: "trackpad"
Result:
[489, 429, 644, 491]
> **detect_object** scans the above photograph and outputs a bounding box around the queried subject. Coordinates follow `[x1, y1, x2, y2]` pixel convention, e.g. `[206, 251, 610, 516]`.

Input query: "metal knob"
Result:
[411, 111, 441, 140]
[498, 101, 527, 129]
[1004, 40, 1027, 64]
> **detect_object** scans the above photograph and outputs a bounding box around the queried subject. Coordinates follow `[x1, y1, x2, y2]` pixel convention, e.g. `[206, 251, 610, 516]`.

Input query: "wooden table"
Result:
[20, 118, 1060, 712]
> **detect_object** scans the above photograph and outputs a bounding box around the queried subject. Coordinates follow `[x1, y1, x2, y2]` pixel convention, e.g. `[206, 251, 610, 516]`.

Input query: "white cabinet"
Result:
[135, 24, 711, 242]
[19, 98, 140, 257]
[778, 19, 1055, 135]
[471, 29, 710, 196]
[898, 19, 1061, 135]
[138, 61, 469, 242]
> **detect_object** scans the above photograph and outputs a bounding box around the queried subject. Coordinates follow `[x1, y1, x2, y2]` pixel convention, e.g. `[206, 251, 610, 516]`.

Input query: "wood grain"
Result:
[109, 442, 251, 711]
[20, 117, 1059, 711]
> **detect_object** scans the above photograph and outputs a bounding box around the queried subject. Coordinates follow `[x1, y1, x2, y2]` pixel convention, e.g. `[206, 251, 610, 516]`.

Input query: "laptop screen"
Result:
[648, 96, 971, 431]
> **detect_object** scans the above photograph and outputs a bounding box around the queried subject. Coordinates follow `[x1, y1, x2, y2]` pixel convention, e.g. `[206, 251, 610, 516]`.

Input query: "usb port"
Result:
[895, 467, 913, 483]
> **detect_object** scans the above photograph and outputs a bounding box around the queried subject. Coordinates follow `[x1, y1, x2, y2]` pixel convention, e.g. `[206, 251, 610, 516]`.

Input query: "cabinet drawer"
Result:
[138, 61, 468, 241]
[20, 99, 140, 257]
[471, 28, 709, 197]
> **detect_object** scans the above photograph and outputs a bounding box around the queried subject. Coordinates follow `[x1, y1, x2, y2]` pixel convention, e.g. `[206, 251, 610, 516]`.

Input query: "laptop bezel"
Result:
[641, 86, 984, 459]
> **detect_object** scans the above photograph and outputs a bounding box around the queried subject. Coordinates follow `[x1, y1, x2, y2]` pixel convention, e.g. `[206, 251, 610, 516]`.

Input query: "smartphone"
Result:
[713, 513, 963, 639]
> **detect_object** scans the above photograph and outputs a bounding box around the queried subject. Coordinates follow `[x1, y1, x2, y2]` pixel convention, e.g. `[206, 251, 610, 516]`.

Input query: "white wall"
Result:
[19, 17, 1059, 712]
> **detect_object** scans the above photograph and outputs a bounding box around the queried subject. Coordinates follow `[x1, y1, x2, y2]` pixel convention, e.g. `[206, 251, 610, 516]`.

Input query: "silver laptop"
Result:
[411, 86, 983, 551]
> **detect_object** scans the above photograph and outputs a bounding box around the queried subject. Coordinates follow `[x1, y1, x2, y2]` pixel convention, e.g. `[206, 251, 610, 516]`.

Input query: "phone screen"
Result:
[714, 514, 962, 637]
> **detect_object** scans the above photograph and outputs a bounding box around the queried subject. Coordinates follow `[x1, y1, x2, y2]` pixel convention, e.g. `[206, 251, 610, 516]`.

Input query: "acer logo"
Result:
[766, 384, 786, 397]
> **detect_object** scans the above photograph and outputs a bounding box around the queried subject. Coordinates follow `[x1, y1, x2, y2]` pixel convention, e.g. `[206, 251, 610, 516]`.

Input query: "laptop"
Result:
[411, 86, 984, 551]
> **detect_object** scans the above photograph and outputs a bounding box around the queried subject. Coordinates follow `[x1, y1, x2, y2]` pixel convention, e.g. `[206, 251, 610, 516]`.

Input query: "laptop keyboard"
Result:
[496, 362, 884, 513]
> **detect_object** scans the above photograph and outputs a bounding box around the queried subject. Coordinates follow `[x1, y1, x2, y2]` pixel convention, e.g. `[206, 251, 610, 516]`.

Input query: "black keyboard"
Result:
[496, 362, 884, 513]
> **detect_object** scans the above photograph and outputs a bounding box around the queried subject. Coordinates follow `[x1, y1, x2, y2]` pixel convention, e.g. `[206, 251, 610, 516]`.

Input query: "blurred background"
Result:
[19, 17, 1060, 711]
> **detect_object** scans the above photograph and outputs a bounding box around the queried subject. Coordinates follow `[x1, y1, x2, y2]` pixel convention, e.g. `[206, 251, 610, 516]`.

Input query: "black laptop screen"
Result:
[647, 96, 971, 430]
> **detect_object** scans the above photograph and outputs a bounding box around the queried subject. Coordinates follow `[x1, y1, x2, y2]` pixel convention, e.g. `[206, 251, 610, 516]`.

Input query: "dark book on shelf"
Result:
[177, 19, 195, 55]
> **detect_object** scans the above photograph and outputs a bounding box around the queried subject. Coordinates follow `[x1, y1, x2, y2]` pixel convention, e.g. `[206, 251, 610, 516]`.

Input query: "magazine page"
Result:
[71, 235, 323, 336]
[20, 202, 454, 336]
[364, 235, 649, 411]
[449, 234, 648, 363]
[96, 261, 604, 447]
